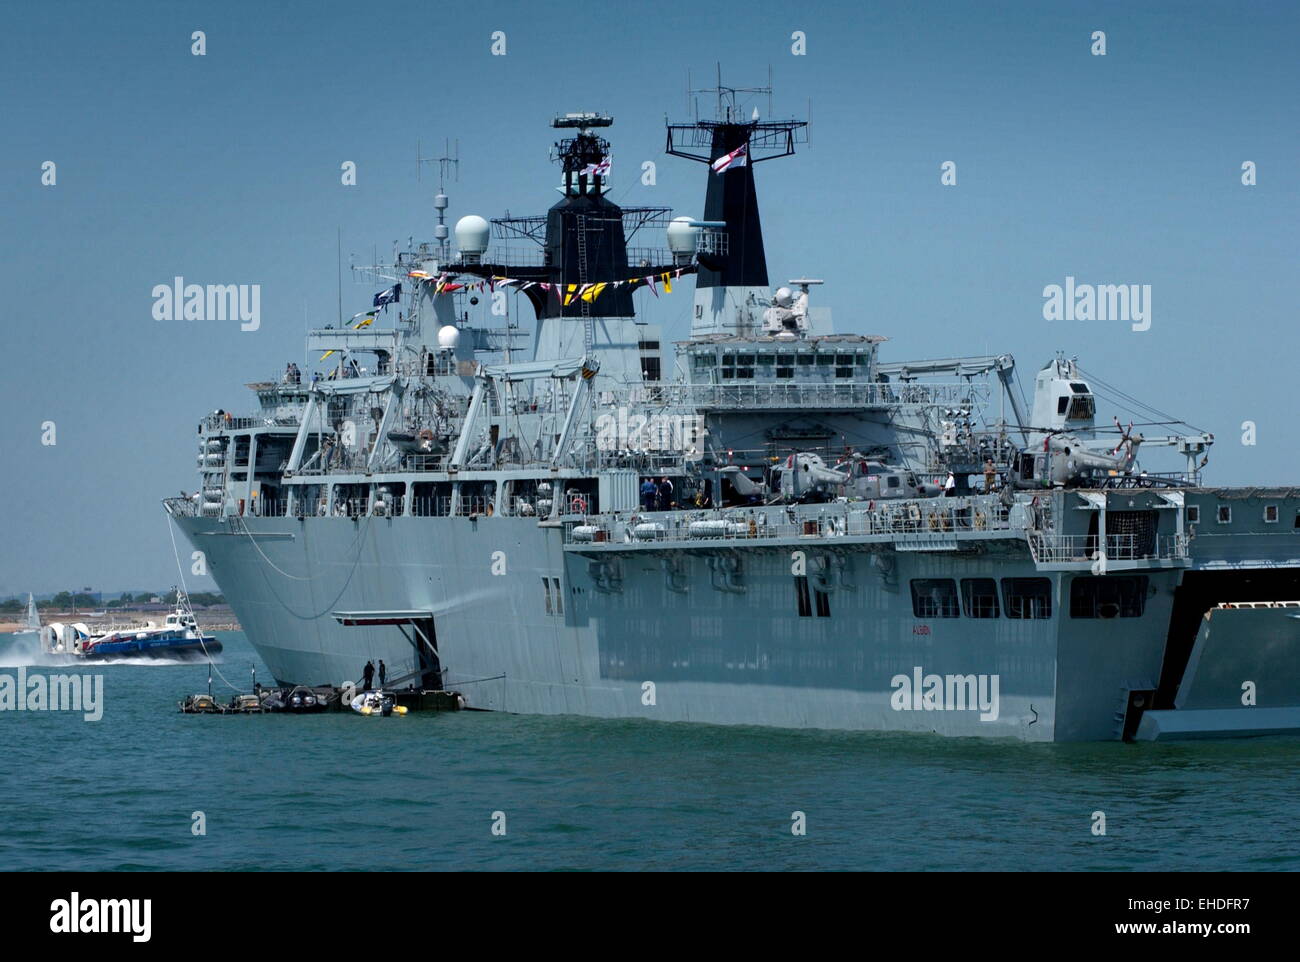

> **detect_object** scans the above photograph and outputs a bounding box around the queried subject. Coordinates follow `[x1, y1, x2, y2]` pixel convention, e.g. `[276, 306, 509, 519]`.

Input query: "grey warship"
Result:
[166, 92, 1300, 742]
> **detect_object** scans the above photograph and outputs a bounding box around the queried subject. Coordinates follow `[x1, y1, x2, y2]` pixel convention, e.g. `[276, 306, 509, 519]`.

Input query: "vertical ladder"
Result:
[576, 214, 593, 355]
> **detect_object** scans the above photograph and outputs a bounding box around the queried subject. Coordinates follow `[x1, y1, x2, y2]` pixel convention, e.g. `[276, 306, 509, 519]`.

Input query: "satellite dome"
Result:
[774, 286, 794, 307]
[666, 216, 701, 256]
[454, 215, 490, 260]
[437, 325, 460, 351]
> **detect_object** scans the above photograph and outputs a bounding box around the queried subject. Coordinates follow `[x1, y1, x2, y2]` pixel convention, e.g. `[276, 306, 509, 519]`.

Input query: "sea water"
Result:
[1, 631, 1296, 871]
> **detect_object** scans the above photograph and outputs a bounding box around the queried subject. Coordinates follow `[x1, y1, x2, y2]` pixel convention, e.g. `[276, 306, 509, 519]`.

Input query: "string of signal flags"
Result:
[403, 265, 698, 306]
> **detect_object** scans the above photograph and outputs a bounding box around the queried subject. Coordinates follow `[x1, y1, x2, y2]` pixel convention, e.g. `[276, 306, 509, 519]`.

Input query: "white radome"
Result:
[774, 286, 794, 307]
[666, 216, 701, 255]
[454, 215, 490, 255]
[437, 325, 460, 351]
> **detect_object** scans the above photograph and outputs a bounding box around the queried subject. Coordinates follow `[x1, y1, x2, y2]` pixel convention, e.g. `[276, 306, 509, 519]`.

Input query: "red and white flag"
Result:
[581, 156, 611, 177]
[711, 143, 748, 173]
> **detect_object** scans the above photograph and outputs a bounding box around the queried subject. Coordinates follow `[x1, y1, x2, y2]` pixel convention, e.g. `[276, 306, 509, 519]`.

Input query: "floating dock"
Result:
[179, 685, 466, 715]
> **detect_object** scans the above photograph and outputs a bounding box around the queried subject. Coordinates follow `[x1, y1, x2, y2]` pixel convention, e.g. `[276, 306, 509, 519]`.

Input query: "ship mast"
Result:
[667, 69, 807, 338]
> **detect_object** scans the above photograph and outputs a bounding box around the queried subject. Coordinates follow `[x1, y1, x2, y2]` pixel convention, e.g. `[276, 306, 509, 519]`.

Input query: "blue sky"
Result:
[1, 0, 1296, 594]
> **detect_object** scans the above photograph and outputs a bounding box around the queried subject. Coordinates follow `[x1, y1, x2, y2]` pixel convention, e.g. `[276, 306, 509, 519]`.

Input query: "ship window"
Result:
[638, 340, 660, 351]
[1057, 396, 1069, 415]
[722, 354, 735, 366]
[641, 357, 661, 381]
[721, 368, 734, 379]
[1186, 505, 1200, 523]
[794, 575, 812, 617]
[960, 578, 1000, 618]
[814, 588, 831, 618]
[1264, 504, 1278, 523]
[1002, 578, 1052, 619]
[551, 577, 564, 616]
[1069, 575, 1148, 618]
[1217, 505, 1231, 524]
[835, 366, 854, 378]
[734, 367, 754, 379]
[736, 354, 755, 366]
[693, 354, 715, 369]
[776, 367, 794, 379]
[1066, 396, 1095, 419]
[887, 476, 900, 488]
[1070, 383, 1089, 393]
[542, 577, 553, 615]
[911, 579, 960, 619]
[856, 354, 871, 365]
[798, 355, 815, 365]
[816, 354, 834, 366]
[758, 354, 775, 365]
[836, 355, 853, 365]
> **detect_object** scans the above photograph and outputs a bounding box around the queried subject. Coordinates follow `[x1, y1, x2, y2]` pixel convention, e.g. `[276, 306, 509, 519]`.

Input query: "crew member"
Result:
[362, 660, 375, 691]
[640, 477, 657, 511]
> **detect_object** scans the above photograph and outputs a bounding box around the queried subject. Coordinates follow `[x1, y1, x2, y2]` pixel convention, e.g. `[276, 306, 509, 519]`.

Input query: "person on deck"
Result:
[640, 477, 657, 511]
[657, 477, 675, 511]
[378, 660, 387, 689]
[362, 660, 375, 691]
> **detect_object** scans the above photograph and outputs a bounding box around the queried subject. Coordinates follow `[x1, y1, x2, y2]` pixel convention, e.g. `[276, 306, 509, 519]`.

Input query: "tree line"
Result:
[0, 591, 226, 612]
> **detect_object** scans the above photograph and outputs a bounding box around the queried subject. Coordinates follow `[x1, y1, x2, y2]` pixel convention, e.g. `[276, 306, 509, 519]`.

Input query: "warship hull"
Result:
[177, 503, 1299, 742]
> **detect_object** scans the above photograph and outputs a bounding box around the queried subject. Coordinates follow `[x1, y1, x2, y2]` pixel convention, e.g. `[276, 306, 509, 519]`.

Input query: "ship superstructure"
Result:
[166, 87, 1300, 742]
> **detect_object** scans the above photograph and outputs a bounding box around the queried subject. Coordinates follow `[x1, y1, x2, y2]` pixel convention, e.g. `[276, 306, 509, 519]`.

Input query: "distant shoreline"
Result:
[0, 607, 241, 633]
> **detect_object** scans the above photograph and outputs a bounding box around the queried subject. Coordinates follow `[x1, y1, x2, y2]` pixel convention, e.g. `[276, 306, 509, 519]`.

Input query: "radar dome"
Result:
[437, 325, 460, 351]
[774, 286, 794, 307]
[455, 215, 490, 260]
[666, 216, 701, 255]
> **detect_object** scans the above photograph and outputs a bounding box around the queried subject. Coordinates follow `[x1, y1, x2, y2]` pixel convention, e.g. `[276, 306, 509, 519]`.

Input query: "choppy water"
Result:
[1, 630, 1297, 871]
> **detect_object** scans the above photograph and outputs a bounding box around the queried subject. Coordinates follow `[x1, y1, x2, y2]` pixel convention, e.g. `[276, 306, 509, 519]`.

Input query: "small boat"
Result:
[42, 605, 222, 660]
[261, 685, 331, 713]
[350, 691, 408, 716]
[12, 593, 41, 636]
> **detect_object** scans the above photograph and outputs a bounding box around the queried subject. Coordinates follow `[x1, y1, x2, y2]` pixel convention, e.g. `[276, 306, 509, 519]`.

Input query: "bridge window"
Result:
[911, 579, 960, 618]
[835, 366, 854, 378]
[1069, 575, 1148, 618]
[1217, 505, 1232, 524]
[1002, 578, 1052, 619]
[1186, 505, 1200, 524]
[798, 355, 815, 366]
[1057, 396, 1069, 415]
[1066, 396, 1095, 420]
[960, 578, 1000, 618]
[1264, 504, 1278, 523]
[776, 366, 794, 379]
